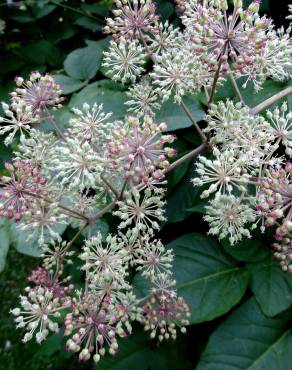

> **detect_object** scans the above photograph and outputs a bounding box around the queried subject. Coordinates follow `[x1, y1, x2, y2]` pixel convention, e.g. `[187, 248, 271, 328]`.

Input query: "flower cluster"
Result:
[2, 1, 292, 367]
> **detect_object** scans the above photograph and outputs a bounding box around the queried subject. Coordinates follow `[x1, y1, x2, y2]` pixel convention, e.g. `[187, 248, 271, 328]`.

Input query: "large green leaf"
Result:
[168, 233, 249, 323]
[197, 298, 292, 370]
[165, 168, 199, 224]
[248, 257, 292, 317]
[0, 220, 10, 272]
[64, 41, 104, 81]
[222, 238, 270, 263]
[96, 329, 191, 370]
[69, 80, 128, 120]
[156, 96, 205, 131]
[54, 75, 88, 95]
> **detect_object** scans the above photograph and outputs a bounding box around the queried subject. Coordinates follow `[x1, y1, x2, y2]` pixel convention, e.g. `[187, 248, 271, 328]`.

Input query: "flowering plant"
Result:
[1, 0, 292, 369]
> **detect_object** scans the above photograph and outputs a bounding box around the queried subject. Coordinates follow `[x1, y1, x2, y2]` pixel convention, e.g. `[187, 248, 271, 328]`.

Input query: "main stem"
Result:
[251, 86, 292, 115]
[181, 100, 207, 143]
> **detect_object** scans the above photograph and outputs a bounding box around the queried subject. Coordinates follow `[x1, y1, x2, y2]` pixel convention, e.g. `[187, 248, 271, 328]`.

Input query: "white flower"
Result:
[192, 148, 250, 198]
[102, 37, 146, 84]
[205, 100, 275, 167]
[14, 128, 57, 169]
[80, 233, 128, 281]
[149, 21, 181, 54]
[69, 103, 113, 145]
[266, 102, 292, 155]
[125, 77, 161, 116]
[136, 238, 174, 277]
[51, 138, 103, 190]
[11, 286, 69, 343]
[204, 194, 255, 245]
[0, 101, 38, 146]
[19, 203, 68, 246]
[150, 46, 196, 103]
[114, 188, 166, 234]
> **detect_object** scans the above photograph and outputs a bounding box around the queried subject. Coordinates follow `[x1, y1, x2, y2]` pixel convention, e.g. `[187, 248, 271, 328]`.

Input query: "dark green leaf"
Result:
[54, 75, 88, 95]
[96, 329, 191, 370]
[0, 220, 10, 272]
[64, 41, 105, 80]
[197, 298, 292, 370]
[168, 233, 249, 323]
[248, 257, 292, 316]
[165, 168, 199, 224]
[157, 96, 205, 131]
[69, 81, 128, 120]
[222, 238, 270, 263]
[74, 16, 103, 32]
[31, 3, 56, 18]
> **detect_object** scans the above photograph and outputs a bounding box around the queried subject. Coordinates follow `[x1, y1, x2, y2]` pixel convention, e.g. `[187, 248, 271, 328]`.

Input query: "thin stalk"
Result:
[101, 174, 120, 198]
[229, 70, 246, 105]
[208, 59, 223, 107]
[50, 0, 103, 22]
[22, 190, 89, 222]
[181, 99, 207, 142]
[165, 143, 207, 173]
[45, 109, 67, 142]
[251, 86, 292, 115]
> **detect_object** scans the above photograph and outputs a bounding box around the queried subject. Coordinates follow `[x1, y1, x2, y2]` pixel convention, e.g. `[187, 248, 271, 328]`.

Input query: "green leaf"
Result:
[222, 238, 270, 263]
[0, 220, 10, 272]
[69, 81, 128, 120]
[13, 40, 64, 68]
[74, 16, 103, 32]
[167, 233, 249, 323]
[31, 3, 56, 18]
[241, 80, 288, 109]
[96, 329, 192, 370]
[54, 75, 88, 95]
[64, 41, 105, 80]
[165, 168, 199, 224]
[10, 224, 42, 257]
[157, 96, 205, 131]
[197, 298, 292, 370]
[187, 200, 208, 215]
[248, 257, 292, 317]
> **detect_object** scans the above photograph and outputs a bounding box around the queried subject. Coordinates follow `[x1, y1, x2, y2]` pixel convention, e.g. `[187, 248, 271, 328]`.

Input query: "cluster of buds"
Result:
[104, 0, 159, 41]
[0, 160, 50, 221]
[142, 292, 190, 341]
[108, 115, 176, 184]
[64, 292, 126, 363]
[257, 162, 292, 233]
[10, 285, 70, 344]
[12, 72, 64, 116]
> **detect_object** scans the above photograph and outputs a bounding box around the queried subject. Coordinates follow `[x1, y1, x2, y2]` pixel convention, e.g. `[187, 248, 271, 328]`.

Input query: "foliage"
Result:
[0, 1, 291, 370]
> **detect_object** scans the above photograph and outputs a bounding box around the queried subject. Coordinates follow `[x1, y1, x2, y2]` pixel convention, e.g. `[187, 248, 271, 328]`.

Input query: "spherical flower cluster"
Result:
[80, 233, 128, 281]
[51, 138, 103, 191]
[12, 71, 64, 116]
[104, 0, 159, 41]
[0, 101, 38, 146]
[64, 291, 128, 363]
[183, 0, 272, 80]
[204, 194, 255, 245]
[192, 147, 250, 198]
[108, 115, 175, 184]
[266, 102, 292, 155]
[0, 160, 49, 221]
[125, 77, 161, 116]
[205, 100, 275, 166]
[102, 38, 146, 84]
[142, 294, 190, 341]
[69, 103, 113, 145]
[114, 188, 166, 234]
[10, 286, 69, 344]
